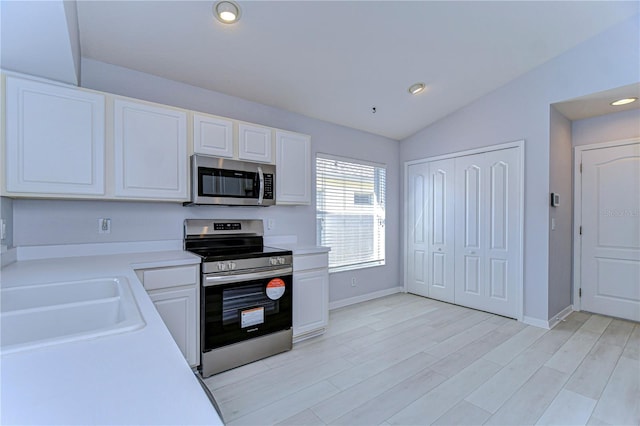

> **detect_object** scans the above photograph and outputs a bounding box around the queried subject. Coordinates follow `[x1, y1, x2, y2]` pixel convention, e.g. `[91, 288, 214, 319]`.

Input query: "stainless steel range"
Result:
[184, 219, 293, 378]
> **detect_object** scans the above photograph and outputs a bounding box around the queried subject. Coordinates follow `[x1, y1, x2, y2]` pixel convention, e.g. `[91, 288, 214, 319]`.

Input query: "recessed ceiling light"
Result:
[610, 97, 638, 106]
[408, 82, 426, 95]
[214, 1, 241, 24]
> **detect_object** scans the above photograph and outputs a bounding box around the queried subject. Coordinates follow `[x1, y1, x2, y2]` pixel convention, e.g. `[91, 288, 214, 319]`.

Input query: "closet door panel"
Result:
[456, 158, 485, 304]
[406, 163, 429, 297]
[455, 148, 520, 318]
[427, 159, 455, 303]
[464, 165, 482, 250]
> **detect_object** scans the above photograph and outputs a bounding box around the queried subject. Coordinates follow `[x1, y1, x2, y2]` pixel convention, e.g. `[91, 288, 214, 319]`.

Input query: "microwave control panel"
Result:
[264, 174, 274, 199]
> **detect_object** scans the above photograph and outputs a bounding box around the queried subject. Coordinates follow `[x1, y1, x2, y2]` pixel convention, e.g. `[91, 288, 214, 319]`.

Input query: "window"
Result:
[316, 154, 386, 272]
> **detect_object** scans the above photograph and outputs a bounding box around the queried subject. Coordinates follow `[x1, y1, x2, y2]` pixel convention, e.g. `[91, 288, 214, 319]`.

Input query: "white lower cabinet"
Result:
[293, 252, 329, 342]
[137, 265, 200, 367]
[148, 288, 198, 366]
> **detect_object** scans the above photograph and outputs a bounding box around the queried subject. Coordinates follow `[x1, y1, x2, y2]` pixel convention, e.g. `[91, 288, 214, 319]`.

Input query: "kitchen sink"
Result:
[1, 277, 145, 354]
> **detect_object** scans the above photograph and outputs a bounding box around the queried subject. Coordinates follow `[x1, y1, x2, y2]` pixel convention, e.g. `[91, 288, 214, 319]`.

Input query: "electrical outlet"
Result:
[351, 277, 357, 287]
[267, 218, 275, 230]
[98, 218, 111, 234]
[0, 219, 6, 240]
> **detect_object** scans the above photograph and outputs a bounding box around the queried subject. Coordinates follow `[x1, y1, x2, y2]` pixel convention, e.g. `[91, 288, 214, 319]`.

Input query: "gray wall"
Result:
[12, 59, 401, 304]
[400, 14, 639, 323]
[548, 107, 573, 318]
[573, 109, 640, 147]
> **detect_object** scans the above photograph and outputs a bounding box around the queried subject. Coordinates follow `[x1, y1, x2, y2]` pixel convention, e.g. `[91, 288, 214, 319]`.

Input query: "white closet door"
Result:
[427, 159, 455, 303]
[454, 147, 521, 318]
[581, 142, 640, 322]
[407, 162, 429, 297]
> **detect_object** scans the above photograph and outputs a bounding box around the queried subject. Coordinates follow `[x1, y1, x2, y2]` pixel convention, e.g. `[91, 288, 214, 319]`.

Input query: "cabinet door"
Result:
[238, 123, 273, 163]
[114, 99, 188, 200]
[5, 76, 105, 195]
[275, 130, 311, 205]
[293, 269, 329, 338]
[193, 113, 234, 158]
[149, 287, 198, 367]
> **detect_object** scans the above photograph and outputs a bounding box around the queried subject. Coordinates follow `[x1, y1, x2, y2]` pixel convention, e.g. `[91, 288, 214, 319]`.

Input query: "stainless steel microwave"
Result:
[186, 155, 275, 206]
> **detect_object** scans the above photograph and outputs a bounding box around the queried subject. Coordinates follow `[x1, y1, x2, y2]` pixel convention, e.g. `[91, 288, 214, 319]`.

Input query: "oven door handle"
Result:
[257, 166, 264, 205]
[203, 267, 292, 286]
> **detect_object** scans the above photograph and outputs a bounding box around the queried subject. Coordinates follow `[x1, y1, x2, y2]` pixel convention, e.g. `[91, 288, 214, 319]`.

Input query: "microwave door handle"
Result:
[257, 166, 264, 205]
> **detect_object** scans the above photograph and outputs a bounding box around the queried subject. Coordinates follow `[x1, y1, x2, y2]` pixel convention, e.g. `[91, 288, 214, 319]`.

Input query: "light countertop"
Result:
[1, 250, 224, 425]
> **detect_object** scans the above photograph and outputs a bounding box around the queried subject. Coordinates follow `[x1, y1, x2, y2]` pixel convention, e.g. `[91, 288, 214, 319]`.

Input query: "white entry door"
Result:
[454, 147, 521, 318]
[580, 142, 640, 322]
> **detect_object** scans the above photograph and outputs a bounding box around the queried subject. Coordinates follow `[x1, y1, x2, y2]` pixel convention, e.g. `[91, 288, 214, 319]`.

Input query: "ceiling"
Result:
[553, 82, 640, 121]
[6, 1, 640, 140]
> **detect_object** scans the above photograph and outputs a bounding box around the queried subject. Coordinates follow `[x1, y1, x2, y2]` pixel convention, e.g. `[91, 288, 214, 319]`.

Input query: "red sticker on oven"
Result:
[266, 278, 286, 300]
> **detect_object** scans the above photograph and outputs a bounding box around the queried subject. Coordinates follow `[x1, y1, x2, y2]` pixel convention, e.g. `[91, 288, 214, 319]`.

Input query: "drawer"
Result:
[141, 265, 198, 291]
[293, 253, 329, 272]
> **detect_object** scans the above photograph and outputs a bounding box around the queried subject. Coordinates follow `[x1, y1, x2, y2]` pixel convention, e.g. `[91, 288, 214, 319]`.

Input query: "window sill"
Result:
[329, 260, 385, 274]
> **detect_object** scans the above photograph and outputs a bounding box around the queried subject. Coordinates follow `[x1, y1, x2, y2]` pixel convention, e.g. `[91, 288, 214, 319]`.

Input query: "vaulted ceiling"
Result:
[2, 1, 639, 139]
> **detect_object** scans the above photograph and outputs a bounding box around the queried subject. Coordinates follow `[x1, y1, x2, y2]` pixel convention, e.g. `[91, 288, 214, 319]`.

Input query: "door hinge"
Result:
[579, 226, 582, 235]
[579, 288, 582, 298]
[580, 163, 582, 173]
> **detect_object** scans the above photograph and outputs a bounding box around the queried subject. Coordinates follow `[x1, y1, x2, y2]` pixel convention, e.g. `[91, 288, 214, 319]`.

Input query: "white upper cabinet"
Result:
[2, 73, 313, 204]
[193, 113, 234, 158]
[275, 130, 311, 205]
[113, 98, 188, 200]
[238, 122, 273, 163]
[4, 76, 105, 195]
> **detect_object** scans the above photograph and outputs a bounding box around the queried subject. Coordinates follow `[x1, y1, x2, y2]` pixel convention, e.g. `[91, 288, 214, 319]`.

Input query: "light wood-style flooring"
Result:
[204, 293, 640, 425]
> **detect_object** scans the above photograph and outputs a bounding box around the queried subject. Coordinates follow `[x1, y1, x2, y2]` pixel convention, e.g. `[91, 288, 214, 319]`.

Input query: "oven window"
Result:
[222, 283, 279, 326]
[200, 168, 258, 198]
[202, 275, 293, 351]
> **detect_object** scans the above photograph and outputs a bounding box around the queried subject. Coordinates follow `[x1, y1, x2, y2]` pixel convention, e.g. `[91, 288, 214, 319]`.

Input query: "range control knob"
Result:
[217, 262, 227, 271]
[269, 257, 278, 266]
[278, 257, 286, 265]
[228, 262, 237, 270]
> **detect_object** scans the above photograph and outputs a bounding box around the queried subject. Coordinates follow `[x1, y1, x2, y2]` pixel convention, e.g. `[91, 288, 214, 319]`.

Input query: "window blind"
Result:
[316, 155, 386, 272]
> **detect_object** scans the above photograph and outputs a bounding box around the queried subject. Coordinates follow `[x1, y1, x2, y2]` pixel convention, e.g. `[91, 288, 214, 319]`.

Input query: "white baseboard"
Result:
[548, 305, 574, 329]
[522, 316, 550, 329]
[329, 286, 404, 310]
[1, 246, 17, 268]
[523, 305, 573, 330]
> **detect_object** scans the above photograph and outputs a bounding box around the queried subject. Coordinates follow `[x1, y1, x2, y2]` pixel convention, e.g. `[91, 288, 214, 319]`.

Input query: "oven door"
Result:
[201, 269, 292, 352]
